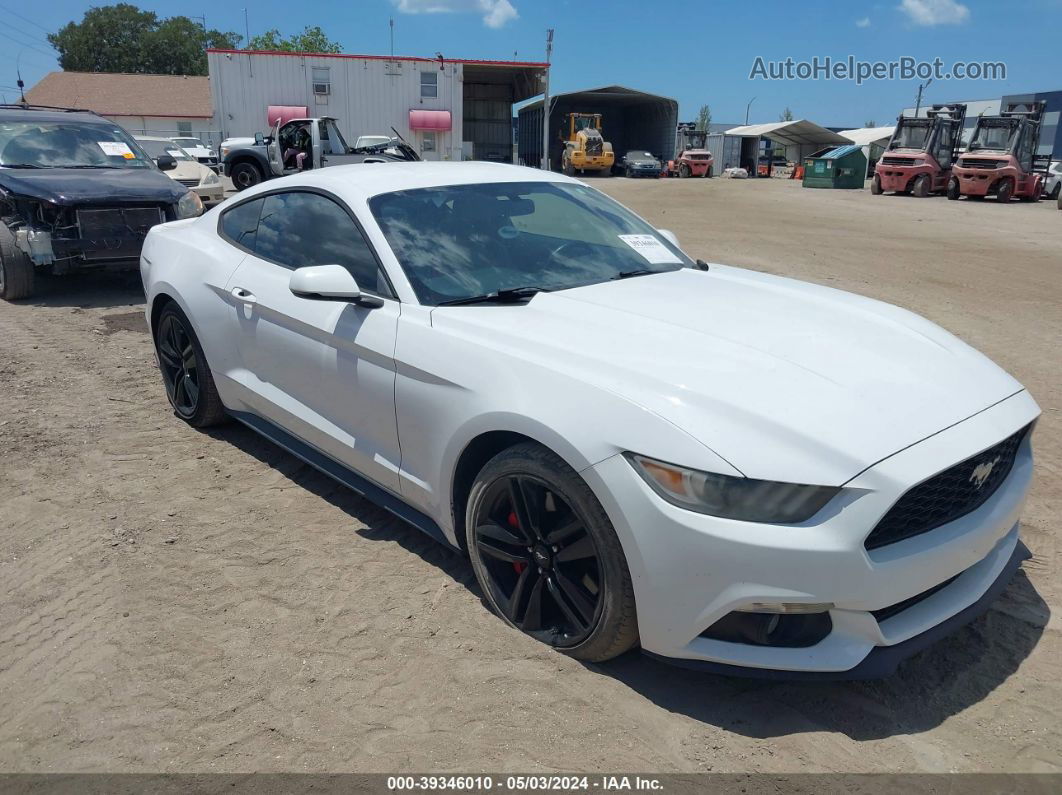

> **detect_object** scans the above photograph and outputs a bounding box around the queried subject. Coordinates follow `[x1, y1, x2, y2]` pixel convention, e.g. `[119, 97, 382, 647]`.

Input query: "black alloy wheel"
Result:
[472, 473, 604, 647]
[157, 312, 201, 419]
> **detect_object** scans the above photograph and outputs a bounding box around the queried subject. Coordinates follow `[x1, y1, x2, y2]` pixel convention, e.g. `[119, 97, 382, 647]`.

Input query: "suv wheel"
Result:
[0, 225, 35, 301]
[465, 443, 639, 662]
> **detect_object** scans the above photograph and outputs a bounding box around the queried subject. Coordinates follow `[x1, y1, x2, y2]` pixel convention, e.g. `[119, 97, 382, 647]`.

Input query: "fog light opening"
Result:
[700, 609, 833, 648]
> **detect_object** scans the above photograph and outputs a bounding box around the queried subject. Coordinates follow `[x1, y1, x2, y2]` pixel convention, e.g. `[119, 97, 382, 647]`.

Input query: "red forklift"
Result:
[949, 101, 1048, 203]
[871, 103, 966, 197]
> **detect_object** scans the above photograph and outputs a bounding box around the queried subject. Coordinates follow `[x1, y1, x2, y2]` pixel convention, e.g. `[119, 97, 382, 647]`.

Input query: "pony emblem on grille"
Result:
[969, 456, 1001, 490]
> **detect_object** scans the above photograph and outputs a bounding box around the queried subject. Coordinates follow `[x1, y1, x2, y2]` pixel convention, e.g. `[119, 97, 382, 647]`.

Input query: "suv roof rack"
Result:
[0, 103, 96, 113]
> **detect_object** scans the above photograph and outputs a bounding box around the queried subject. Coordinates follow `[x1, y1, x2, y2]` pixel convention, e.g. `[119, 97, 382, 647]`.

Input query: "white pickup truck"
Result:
[221, 117, 420, 191]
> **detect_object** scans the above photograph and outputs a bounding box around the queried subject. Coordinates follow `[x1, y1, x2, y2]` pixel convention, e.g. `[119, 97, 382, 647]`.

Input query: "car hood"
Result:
[431, 267, 1024, 485]
[0, 167, 186, 205]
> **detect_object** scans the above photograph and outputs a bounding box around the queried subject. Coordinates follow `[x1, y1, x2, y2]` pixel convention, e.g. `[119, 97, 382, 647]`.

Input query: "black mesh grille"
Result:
[864, 426, 1029, 551]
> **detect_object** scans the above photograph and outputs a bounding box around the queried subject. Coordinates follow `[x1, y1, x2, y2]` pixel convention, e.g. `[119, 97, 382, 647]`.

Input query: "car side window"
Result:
[220, 198, 264, 250]
[254, 191, 390, 296]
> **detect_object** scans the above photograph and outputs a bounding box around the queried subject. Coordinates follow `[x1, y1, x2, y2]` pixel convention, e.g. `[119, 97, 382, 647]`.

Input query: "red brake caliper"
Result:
[509, 511, 527, 574]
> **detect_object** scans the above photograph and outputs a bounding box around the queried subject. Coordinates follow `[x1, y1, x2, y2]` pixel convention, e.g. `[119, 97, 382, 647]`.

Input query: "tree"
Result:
[695, 104, 712, 132]
[48, 4, 240, 76]
[247, 26, 342, 54]
[864, 119, 877, 128]
[779, 106, 794, 122]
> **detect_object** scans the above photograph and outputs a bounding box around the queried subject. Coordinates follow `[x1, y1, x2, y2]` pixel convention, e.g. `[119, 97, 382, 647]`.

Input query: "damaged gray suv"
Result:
[0, 105, 204, 300]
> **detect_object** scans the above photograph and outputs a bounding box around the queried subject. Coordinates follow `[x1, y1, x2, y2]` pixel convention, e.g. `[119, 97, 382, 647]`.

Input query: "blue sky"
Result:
[3, 0, 1060, 127]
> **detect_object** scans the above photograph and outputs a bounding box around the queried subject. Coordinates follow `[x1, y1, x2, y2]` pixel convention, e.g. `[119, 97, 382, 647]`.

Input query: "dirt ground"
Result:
[1, 177, 1059, 774]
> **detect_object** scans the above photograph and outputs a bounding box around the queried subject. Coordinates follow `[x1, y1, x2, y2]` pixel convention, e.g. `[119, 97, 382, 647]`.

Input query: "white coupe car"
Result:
[140, 162, 1038, 678]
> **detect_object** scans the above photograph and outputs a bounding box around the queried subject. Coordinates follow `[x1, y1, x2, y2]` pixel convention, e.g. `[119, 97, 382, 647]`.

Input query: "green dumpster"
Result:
[802, 145, 867, 189]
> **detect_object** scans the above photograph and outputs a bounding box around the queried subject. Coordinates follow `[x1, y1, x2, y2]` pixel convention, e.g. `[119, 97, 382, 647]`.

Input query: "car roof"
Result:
[238, 162, 583, 203]
[135, 136, 177, 143]
[0, 107, 110, 124]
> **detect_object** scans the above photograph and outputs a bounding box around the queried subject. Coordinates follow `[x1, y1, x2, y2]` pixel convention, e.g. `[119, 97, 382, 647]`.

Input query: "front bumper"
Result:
[191, 184, 225, 203]
[954, 167, 1008, 196]
[583, 391, 1038, 678]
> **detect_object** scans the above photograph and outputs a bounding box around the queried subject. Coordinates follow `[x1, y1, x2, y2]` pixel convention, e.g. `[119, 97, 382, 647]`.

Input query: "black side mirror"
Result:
[254, 132, 265, 146]
[157, 154, 177, 171]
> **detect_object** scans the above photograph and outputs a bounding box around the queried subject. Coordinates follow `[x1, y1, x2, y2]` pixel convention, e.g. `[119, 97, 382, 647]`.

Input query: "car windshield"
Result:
[968, 120, 1017, 152]
[370, 181, 693, 305]
[0, 121, 153, 169]
[626, 152, 654, 160]
[138, 140, 193, 161]
[172, 138, 204, 148]
[890, 120, 932, 151]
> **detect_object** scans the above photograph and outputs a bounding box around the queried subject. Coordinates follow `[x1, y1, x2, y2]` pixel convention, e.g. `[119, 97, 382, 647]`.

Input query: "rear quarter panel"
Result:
[141, 213, 246, 404]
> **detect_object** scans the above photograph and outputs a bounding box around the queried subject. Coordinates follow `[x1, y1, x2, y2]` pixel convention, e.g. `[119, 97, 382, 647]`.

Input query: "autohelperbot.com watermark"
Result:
[749, 56, 1006, 84]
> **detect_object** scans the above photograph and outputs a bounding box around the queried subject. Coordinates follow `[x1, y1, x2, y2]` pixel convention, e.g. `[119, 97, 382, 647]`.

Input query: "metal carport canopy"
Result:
[724, 120, 850, 147]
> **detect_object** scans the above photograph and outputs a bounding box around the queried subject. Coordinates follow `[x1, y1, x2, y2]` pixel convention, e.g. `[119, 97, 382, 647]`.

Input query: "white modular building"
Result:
[207, 49, 547, 162]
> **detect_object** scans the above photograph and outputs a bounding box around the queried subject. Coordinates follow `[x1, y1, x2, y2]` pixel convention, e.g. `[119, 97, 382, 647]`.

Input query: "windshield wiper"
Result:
[613, 267, 680, 280]
[63, 164, 124, 169]
[436, 286, 550, 306]
[0, 164, 43, 169]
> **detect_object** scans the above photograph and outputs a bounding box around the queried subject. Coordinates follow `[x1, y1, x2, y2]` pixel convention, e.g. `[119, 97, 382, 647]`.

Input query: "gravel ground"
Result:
[0, 176, 1059, 773]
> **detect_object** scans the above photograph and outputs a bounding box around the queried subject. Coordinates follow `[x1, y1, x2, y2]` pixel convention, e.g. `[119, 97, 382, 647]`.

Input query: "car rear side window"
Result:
[254, 191, 389, 296]
[220, 198, 264, 251]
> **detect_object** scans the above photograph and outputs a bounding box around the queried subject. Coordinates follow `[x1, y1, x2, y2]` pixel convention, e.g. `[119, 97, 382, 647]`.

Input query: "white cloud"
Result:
[856, 16, 871, 27]
[392, 0, 519, 28]
[898, 0, 970, 26]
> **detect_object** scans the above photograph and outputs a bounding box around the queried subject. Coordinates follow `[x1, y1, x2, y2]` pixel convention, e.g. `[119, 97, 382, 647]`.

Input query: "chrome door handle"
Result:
[231, 286, 257, 304]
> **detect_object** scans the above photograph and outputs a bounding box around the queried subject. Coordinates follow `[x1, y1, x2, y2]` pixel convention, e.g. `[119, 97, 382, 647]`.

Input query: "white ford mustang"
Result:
[141, 162, 1039, 678]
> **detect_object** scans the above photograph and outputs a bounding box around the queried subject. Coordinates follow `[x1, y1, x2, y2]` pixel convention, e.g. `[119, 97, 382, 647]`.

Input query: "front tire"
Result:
[871, 175, 883, 195]
[465, 443, 638, 662]
[154, 303, 227, 427]
[679, 163, 691, 178]
[996, 177, 1014, 203]
[0, 225, 36, 301]
[229, 161, 263, 191]
[947, 177, 960, 200]
[912, 174, 930, 198]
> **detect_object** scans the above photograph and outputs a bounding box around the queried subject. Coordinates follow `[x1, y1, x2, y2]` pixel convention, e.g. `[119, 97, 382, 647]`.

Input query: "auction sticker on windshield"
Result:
[618, 234, 682, 265]
[98, 141, 135, 159]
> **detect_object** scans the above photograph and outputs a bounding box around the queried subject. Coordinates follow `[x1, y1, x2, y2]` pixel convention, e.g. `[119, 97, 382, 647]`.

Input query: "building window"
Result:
[176, 120, 192, 135]
[421, 131, 436, 153]
[312, 67, 330, 96]
[420, 71, 438, 99]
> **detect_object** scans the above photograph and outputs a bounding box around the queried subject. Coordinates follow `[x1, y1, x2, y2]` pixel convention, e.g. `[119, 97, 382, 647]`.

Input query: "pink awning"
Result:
[266, 105, 308, 127]
[409, 109, 452, 131]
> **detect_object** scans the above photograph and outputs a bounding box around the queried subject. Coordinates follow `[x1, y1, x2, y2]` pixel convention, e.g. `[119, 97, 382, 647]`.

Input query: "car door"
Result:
[317, 119, 362, 168]
[221, 188, 404, 493]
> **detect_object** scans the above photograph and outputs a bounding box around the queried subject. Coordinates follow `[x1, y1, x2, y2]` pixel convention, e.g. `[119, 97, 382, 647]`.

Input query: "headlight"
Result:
[910, 158, 926, 166]
[626, 453, 839, 524]
[176, 190, 204, 219]
[202, 170, 220, 186]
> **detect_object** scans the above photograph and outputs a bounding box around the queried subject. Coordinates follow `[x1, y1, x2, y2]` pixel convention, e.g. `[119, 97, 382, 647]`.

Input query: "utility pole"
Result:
[541, 28, 553, 171]
[243, 8, 250, 47]
[389, 17, 394, 58]
[914, 78, 933, 116]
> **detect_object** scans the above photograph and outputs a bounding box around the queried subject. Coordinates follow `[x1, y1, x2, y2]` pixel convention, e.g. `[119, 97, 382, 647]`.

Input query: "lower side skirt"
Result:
[228, 409, 456, 550]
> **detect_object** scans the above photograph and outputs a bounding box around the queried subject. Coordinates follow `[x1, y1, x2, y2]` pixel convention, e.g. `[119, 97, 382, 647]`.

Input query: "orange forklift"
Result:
[871, 103, 966, 197]
[948, 101, 1049, 203]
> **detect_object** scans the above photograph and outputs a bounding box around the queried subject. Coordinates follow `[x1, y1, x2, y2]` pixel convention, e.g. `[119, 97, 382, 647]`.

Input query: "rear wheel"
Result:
[996, 177, 1014, 203]
[465, 443, 638, 662]
[230, 161, 263, 191]
[154, 303, 227, 427]
[946, 177, 961, 201]
[871, 175, 883, 195]
[912, 174, 931, 198]
[0, 225, 35, 301]
[1050, 182, 1061, 201]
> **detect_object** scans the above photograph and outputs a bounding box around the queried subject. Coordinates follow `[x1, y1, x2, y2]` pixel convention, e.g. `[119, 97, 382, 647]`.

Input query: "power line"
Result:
[0, 29, 55, 59]
[0, 4, 53, 35]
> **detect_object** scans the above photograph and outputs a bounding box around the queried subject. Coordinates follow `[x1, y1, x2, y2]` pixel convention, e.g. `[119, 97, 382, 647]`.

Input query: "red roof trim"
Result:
[206, 48, 549, 68]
